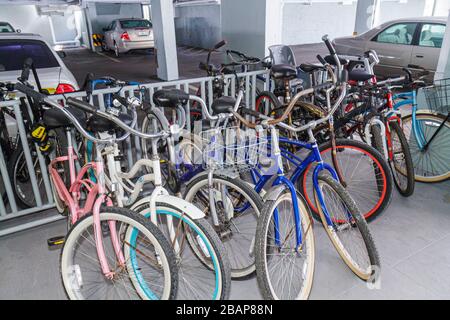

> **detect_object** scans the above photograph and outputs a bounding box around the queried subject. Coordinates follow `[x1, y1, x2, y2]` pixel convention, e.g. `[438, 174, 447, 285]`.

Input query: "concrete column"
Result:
[354, 0, 380, 36]
[221, 0, 282, 59]
[152, 0, 179, 81]
[435, 10, 450, 80]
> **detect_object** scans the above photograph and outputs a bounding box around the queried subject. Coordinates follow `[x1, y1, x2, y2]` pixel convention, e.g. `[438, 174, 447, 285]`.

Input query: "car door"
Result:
[410, 23, 446, 74]
[365, 22, 418, 78]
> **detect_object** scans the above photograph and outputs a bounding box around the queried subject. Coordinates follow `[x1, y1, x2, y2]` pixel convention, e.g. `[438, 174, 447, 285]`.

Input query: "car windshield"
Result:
[0, 22, 14, 33]
[120, 19, 152, 29]
[0, 40, 59, 71]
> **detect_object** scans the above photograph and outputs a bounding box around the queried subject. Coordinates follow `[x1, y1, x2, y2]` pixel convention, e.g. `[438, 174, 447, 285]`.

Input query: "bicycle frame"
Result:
[49, 128, 125, 278]
[249, 129, 339, 248]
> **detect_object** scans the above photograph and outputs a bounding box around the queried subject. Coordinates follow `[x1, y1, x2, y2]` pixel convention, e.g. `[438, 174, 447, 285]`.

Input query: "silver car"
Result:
[0, 33, 79, 93]
[333, 17, 447, 79]
[102, 18, 155, 57]
[0, 22, 16, 33]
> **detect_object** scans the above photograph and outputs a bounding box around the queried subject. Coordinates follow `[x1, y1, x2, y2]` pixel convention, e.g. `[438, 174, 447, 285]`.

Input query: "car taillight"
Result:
[121, 32, 130, 41]
[55, 83, 76, 94]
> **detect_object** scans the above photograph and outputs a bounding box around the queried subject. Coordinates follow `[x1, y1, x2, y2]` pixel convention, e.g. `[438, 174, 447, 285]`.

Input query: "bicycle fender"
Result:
[263, 184, 287, 202]
[131, 195, 205, 220]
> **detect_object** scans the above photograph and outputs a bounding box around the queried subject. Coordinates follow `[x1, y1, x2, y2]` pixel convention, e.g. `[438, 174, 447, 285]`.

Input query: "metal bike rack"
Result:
[0, 70, 269, 237]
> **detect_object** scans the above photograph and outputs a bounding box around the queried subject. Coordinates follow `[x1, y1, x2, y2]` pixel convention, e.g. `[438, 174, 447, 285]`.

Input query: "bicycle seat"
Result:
[270, 64, 298, 80]
[43, 107, 87, 129]
[348, 69, 374, 82]
[299, 63, 326, 73]
[324, 55, 349, 66]
[87, 112, 134, 133]
[211, 96, 243, 115]
[153, 89, 189, 108]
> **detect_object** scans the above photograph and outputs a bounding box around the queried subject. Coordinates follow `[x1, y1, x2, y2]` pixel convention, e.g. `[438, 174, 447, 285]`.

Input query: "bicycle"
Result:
[231, 39, 379, 300]
[254, 45, 394, 222]
[141, 85, 264, 280]
[400, 77, 450, 183]
[14, 69, 178, 300]
[93, 93, 231, 300]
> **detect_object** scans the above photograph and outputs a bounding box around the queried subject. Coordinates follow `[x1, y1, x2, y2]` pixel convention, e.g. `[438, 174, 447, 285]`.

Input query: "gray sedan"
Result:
[103, 18, 155, 57]
[333, 17, 447, 79]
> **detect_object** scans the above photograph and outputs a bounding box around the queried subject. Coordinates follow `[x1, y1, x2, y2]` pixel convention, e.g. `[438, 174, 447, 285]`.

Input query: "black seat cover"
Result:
[87, 112, 134, 133]
[270, 64, 297, 80]
[43, 107, 86, 129]
[299, 63, 326, 73]
[211, 96, 243, 115]
[348, 69, 374, 82]
[324, 55, 349, 66]
[153, 89, 189, 108]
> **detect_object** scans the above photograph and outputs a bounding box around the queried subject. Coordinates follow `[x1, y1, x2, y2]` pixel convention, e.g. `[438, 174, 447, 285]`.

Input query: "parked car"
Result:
[0, 22, 17, 33]
[0, 33, 79, 93]
[102, 18, 155, 57]
[333, 17, 447, 79]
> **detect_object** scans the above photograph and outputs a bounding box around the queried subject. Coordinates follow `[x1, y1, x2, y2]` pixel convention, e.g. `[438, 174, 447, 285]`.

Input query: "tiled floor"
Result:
[0, 180, 449, 300]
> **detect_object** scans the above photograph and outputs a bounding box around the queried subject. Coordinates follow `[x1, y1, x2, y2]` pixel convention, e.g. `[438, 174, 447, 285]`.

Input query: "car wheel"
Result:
[114, 42, 120, 57]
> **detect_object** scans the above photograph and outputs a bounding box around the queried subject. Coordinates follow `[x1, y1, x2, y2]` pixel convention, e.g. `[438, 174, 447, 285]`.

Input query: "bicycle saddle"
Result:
[43, 107, 87, 129]
[299, 63, 326, 73]
[211, 96, 244, 115]
[270, 64, 298, 80]
[348, 69, 374, 82]
[153, 89, 189, 108]
[87, 112, 134, 133]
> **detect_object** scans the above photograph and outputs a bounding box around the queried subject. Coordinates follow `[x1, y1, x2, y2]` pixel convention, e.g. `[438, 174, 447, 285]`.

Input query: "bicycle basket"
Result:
[423, 78, 450, 115]
[200, 126, 269, 172]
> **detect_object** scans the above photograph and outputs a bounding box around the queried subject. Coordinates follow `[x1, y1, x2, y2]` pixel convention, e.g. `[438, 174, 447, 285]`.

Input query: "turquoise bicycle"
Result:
[392, 75, 450, 183]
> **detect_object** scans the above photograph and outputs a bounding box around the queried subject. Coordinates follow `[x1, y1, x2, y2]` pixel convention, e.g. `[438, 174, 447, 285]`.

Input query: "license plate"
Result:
[138, 31, 148, 36]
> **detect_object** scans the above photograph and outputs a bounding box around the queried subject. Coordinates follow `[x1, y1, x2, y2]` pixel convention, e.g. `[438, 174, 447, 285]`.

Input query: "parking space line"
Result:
[96, 52, 121, 63]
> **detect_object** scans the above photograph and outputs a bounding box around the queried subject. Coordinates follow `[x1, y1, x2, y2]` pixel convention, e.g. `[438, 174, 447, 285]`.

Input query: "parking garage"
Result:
[0, 0, 450, 301]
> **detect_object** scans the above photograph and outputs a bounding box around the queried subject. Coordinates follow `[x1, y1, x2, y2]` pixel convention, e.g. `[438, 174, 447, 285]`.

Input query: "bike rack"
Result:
[0, 69, 270, 236]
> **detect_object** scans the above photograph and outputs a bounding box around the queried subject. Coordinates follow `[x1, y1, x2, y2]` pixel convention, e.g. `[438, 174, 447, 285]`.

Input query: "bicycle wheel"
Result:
[314, 173, 380, 281]
[8, 128, 70, 208]
[60, 207, 177, 300]
[133, 202, 231, 300]
[299, 139, 393, 222]
[402, 112, 450, 183]
[255, 191, 315, 300]
[387, 121, 415, 196]
[184, 173, 263, 279]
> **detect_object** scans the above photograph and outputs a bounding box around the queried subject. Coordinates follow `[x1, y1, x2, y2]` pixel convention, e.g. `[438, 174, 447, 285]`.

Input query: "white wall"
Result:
[377, 0, 426, 24]
[282, 2, 357, 45]
[222, 0, 267, 58]
[0, 5, 54, 44]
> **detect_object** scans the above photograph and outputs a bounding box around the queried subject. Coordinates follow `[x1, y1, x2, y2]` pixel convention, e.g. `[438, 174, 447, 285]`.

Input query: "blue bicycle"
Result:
[231, 38, 380, 300]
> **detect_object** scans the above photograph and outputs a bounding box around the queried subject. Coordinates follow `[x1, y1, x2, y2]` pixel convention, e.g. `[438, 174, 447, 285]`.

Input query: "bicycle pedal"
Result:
[47, 236, 65, 248]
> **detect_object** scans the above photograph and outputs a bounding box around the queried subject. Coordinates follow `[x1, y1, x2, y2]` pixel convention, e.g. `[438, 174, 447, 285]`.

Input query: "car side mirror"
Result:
[57, 51, 67, 58]
[16, 29, 21, 33]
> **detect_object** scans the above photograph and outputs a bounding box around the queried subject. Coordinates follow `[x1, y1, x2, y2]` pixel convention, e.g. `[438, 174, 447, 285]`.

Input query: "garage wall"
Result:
[0, 5, 54, 44]
[174, 2, 221, 49]
[221, 0, 267, 58]
[86, 2, 143, 34]
[281, 2, 357, 45]
[377, 0, 426, 24]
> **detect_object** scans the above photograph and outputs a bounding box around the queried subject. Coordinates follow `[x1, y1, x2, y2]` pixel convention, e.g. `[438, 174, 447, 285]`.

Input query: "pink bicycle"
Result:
[14, 81, 178, 300]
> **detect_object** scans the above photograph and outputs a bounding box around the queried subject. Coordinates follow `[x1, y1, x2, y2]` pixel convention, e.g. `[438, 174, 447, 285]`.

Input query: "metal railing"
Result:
[0, 69, 269, 236]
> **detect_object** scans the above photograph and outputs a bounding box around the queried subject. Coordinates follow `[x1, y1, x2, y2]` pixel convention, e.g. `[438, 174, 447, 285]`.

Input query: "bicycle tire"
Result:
[402, 112, 450, 183]
[133, 202, 231, 300]
[388, 121, 415, 196]
[184, 173, 264, 279]
[314, 173, 380, 281]
[255, 191, 315, 300]
[299, 139, 393, 222]
[60, 207, 178, 300]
